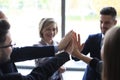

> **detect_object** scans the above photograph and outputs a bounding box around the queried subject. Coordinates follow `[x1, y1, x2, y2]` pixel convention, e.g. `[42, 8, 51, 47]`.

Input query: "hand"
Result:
[58, 66, 66, 73]
[64, 37, 74, 54]
[72, 32, 92, 64]
[58, 30, 73, 51]
[71, 32, 84, 58]
[77, 34, 84, 51]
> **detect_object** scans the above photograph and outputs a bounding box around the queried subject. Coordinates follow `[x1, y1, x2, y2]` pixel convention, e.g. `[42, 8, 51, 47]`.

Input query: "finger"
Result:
[70, 38, 74, 54]
[71, 38, 74, 54]
[79, 43, 84, 52]
[72, 32, 77, 43]
[65, 30, 73, 41]
[66, 30, 73, 36]
[78, 34, 83, 50]
[65, 39, 72, 54]
[78, 34, 81, 45]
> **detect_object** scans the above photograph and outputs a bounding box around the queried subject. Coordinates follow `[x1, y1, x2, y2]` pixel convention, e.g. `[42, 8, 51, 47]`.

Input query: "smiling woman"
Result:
[33, 18, 66, 80]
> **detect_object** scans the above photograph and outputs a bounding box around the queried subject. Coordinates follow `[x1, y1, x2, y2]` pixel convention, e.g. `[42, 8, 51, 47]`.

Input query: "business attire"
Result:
[89, 58, 102, 80]
[82, 33, 103, 80]
[1, 46, 55, 74]
[34, 40, 63, 80]
[0, 52, 70, 80]
[11, 46, 55, 62]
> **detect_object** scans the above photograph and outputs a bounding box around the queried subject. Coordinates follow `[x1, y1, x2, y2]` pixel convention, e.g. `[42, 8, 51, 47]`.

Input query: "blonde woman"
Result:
[34, 18, 65, 80]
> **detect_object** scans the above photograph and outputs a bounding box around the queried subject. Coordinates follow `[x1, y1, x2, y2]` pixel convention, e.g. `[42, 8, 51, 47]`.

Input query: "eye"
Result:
[0, 42, 16, 48]
[53, 28, 56, 31]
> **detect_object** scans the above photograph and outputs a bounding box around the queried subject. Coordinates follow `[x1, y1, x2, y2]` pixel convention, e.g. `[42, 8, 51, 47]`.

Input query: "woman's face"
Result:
[0, 32, 13, 63]
[42, 23, 57, 42]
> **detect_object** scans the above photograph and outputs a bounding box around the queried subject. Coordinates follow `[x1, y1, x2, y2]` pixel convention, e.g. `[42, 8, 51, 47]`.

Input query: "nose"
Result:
[49, 29, 54, 33]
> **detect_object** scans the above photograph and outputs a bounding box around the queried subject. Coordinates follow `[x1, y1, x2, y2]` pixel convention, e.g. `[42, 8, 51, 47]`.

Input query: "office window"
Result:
[1, 0, 120, 80]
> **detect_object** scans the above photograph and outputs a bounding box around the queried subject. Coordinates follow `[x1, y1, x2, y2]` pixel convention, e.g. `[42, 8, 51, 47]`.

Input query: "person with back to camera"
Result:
[101, 27, 120, 80]
[72, 6, 117, 80]
[0, 19, 82, 80]
[34, 18, 65, 80]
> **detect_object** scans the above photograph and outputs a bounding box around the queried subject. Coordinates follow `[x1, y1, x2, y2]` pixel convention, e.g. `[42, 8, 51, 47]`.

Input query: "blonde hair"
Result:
[39, 18, 58, 38]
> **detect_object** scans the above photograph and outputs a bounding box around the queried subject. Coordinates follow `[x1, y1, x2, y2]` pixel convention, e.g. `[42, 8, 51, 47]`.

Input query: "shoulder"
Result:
[33, 42, 44, 47]
[89, 33, 102, 37]
[88, 33, 102, 39]
[85, 33, 102, 43]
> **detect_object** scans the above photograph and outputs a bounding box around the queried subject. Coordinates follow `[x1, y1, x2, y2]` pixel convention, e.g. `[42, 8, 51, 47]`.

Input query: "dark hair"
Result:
[0, 19, 10, 43]
[100, 7, 117, 19]
[102, 27, 120, 80]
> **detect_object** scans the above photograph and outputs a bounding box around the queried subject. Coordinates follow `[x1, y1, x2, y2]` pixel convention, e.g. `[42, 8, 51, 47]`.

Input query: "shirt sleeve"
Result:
[89, 58, 102, 74]
[11, 46, 55, 62]
[1, 52, 70, 80]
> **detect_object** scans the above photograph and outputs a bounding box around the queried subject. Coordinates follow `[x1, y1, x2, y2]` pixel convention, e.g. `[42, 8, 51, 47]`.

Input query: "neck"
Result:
[41, 39, 53, 45]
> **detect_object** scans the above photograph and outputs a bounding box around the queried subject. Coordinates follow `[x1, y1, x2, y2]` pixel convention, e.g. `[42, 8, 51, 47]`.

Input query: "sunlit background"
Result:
[0, 0, 120, 80]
